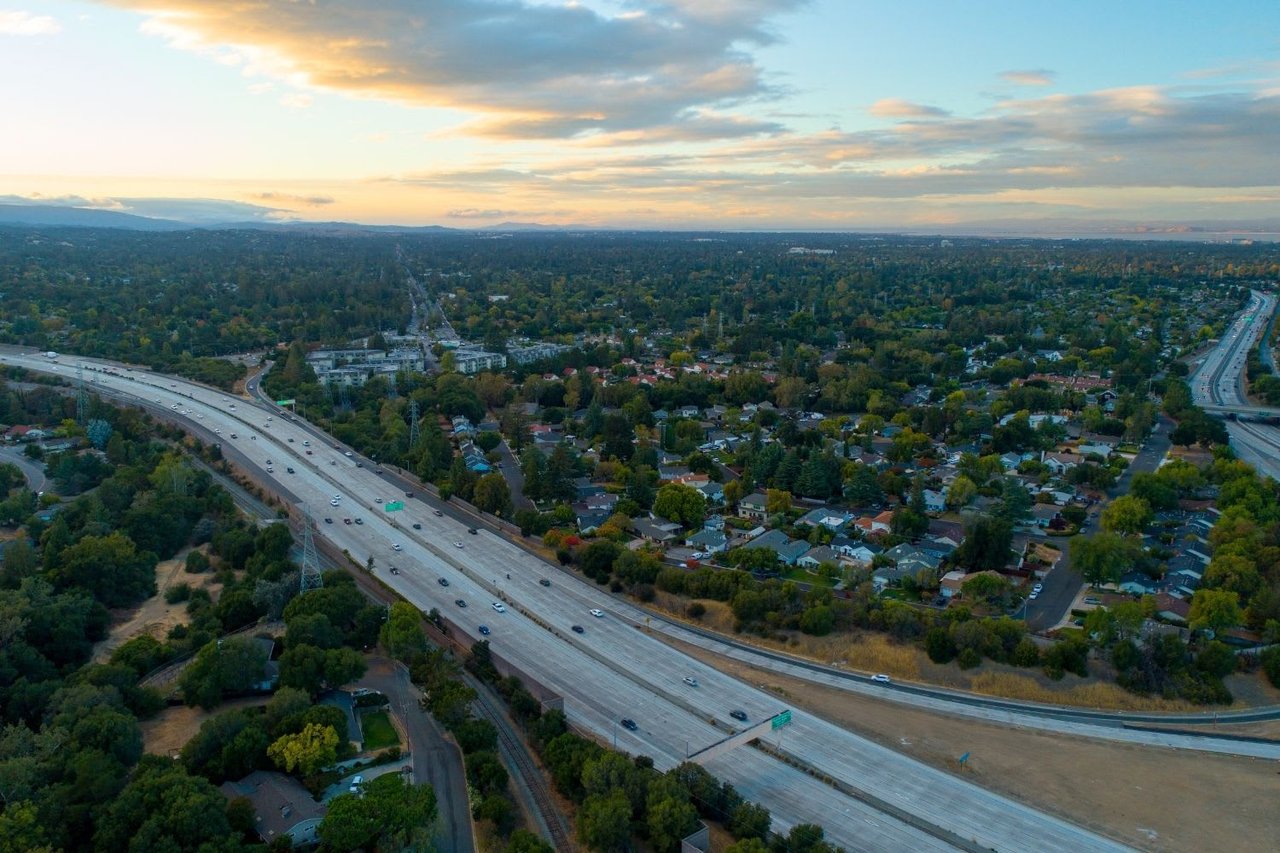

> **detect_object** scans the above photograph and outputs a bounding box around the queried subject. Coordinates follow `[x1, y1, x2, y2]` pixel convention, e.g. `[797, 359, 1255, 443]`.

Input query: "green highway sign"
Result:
[275, 399, 295, 407]
[771, 710, 792, 730]
[384, 501, 404, 512]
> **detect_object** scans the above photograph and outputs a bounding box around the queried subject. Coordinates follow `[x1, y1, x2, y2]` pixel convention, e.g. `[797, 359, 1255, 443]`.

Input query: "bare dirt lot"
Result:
[668, 633, 1280, 853]
[92, 546, 222, 664]
[139, 695, 269, 757]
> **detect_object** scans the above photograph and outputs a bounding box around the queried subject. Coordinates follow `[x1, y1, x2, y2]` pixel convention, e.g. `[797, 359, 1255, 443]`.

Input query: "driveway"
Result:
[354, 657, 474, 853]
[494, 438, 533, 511]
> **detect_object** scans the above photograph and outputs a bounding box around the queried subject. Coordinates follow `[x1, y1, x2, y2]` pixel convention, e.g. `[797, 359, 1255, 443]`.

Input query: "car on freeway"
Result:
[343, 518, 352, 525]
[571, 625, 585, 634]
[405, 491, 414, 498]
[389, 567, 399, 575]
[286, 467, 294, 473]
[354, 518, 363, 525]
[468, 527, 478, 535]
[455, 599, 467, 608]
[730, 709, 748, 722]
[438, 578, 450, 586]
[344, 451, 353, 458]
[230, 433, 237, 439]
[478, 625, 491, 636]
[324, 517, 333, 524]
[412, 523, 422, 530]
[433, 509, 443, 517]
[303, 440, 310, 446]
[590, 608, 604, 618]
[683, 676, 698, 687]
[453, 541, 464, 549]
[392, 544, 403, 552]
[375, 497, 382, 503]
[491, 602, 506, 613]
[539, 578, 551, 587]
[870, 673, 891, 684]
[620, 718, 638, 731]
[305, 449, 312, 455]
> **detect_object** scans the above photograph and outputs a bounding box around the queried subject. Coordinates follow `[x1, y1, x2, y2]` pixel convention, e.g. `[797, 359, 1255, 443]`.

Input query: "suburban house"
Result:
[830, 535, 881, 565]
[923, 489, 947, 514]
[797, 545, 839, 570]
[685, 528, 729, 554]
[220, 771, 325, 847]
[633, 518, 683, 545]
[853, 510, 894, 536]
[1041, 451, 1085, 475]
[749, 529, 810, 566]
[796, 507, 856, 531]
[738, 491, 769, 521]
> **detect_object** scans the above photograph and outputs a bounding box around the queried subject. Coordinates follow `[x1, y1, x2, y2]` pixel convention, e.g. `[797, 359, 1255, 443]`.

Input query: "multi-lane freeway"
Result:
[1190, 289, 1280, 480]
[6, 349, 1141, 851]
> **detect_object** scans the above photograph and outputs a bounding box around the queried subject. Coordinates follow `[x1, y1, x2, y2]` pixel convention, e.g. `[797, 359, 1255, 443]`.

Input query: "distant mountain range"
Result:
[1, 203, 1277, 241]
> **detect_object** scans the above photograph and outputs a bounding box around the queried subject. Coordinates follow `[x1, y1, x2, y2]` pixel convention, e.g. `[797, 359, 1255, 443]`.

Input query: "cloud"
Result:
[278, 92, 312, 109]
[252, 192, 335, 207]
[114, 197, 286, 222]
[868, 98, 950, 119]
[0, 10, 61, 35]
[999, 69, 1055, 87]
[446, 208, 520, 219]
[101, 0, 805, 139]
[0, 193, 121, 208]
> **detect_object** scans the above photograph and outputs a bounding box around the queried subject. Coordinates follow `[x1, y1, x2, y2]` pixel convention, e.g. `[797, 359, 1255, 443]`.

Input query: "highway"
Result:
[1189, 289, 1280, 480]
[3, 349, 1137, 852]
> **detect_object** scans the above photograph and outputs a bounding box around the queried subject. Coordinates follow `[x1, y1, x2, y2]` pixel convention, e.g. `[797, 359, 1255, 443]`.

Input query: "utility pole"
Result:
[299, 504, 323, 593]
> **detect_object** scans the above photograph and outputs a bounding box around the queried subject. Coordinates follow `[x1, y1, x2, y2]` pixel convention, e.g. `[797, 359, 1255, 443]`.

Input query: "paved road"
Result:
[1026, 415, 1173, 632]
[355, 657, 475, 853]
[494, 437, 533, 511]
[8, 349, 1140, 851]
[0, 444, 48, 494]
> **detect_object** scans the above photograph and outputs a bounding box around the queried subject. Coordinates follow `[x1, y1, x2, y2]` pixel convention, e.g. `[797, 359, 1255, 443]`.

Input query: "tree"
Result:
[961, 573, 1015, 611]
[653, 482, 706, 527]
[51, 531, 157, 608]
[953, 516, 1013, 571]
[1075, 530, 1142, 586]
[381, 601, 427, 662]
[1188, 589, 1243, 634]
[267, 722, 339, 776]
[179, 637, 268, 709]
[576, 789, 632, 851]
[945, 475, 977, 509]
[1100, 495, 1152, 535]
[94, 757, 234, 852]
[648, 794, 699, 851]
[765, 488, 792, 515]
[473, 472, 513, 517]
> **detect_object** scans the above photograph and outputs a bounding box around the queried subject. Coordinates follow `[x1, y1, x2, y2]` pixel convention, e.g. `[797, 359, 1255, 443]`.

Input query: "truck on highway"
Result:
[43, 351, 57, 360]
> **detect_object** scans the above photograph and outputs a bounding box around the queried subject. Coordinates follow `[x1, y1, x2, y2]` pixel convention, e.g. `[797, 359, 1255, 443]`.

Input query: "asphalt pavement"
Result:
[355, 657, 475, 853]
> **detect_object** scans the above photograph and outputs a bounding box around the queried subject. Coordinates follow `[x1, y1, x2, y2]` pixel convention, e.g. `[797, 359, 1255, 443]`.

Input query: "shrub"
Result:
[687, 602, 707, 619]
[165, 583, 192, 604]
[957, 648, 982, 670]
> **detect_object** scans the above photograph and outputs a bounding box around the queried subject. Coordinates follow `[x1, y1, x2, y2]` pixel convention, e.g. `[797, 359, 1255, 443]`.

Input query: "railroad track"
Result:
[470, 685, 574, 850]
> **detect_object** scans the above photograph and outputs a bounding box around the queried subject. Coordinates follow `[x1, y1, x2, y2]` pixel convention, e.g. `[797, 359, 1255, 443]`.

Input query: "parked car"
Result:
[348, 775, 364, 794]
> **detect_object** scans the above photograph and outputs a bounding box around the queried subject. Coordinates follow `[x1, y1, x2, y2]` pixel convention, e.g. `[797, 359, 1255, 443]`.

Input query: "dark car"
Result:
[324, 517, 333, 524]
[478, 625, 490, 636]
[455, 599, 466, 608]
[620, 718, 638, 731]
[354, 518, 363, 525]
[412, 523, 422, 530]
[438, 578, 450, 586]
[729, 710, 748, 722]
[571, 625, 585, 634]
[539, 578, 551, 587]
[468, 527, 478, 535]
[405, 491, 414, 498]
[389, 567, 400, 575]
[286, 466, 294, 473]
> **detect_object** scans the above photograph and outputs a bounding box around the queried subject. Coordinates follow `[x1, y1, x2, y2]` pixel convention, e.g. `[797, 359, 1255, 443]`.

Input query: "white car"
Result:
[348, 774, 363, 794]
[871, 674, 891, 684]
[491, 602, 506, 613]
[454, 541, 464, 549]
[683, 676, 698, 687]
[392, 544, 403, 552]
[590, 608, 604, 618]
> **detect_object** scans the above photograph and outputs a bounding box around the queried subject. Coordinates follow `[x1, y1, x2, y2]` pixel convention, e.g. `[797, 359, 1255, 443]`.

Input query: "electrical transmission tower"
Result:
[408, 398, 420, 447]
[298, 504, 323, 593]
[75, 364, 89, 424]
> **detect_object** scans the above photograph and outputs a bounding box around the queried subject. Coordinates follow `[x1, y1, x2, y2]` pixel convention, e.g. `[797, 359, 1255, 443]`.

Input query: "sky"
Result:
[2, 0, 1280, 232]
